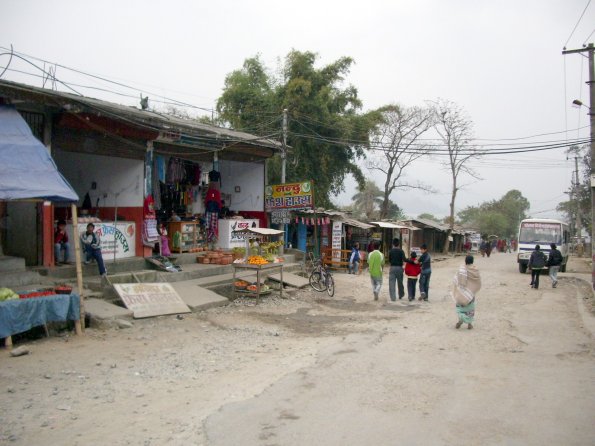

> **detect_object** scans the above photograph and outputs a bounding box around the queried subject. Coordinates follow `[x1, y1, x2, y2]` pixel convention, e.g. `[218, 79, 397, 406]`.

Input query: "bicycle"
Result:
[308, 256, 335, 297]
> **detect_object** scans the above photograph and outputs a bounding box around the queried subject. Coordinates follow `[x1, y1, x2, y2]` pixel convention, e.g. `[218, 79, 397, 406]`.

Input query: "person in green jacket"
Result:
[367, 242, 385, 301]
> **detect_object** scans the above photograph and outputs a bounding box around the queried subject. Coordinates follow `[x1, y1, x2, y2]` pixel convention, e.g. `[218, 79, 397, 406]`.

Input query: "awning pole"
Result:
[71, 204, 84, 333]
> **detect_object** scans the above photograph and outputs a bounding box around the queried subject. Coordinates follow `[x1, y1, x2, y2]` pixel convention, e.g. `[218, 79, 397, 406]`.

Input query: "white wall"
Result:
[219, 160, 264, 211]
[53, 150, 144, 207]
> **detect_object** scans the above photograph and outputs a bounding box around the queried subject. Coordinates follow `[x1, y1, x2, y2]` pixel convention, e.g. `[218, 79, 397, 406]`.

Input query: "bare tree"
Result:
[367, 105, 435, 219]
[433, 99, 480, 253]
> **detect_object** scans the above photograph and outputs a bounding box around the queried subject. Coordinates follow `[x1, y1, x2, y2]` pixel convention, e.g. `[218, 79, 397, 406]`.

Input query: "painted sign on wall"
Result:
[265, 181, 313, 211]
[76, 222, 136, 259]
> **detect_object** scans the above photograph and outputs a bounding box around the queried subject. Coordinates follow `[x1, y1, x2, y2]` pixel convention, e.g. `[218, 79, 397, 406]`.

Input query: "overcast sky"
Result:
[2, 0, 594, 220]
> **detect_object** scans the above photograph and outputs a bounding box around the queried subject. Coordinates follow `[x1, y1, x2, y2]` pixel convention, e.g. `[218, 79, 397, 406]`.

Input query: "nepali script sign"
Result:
[265, 181, 313, 211]
[114, 283, 191, 318]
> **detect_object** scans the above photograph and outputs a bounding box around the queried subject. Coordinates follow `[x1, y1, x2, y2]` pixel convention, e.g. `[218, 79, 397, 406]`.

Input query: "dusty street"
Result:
[1, 253, 594, 446]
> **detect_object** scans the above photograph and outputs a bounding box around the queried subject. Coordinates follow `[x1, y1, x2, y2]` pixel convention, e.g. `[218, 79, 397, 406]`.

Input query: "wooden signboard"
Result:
[114, 283, 191, 318]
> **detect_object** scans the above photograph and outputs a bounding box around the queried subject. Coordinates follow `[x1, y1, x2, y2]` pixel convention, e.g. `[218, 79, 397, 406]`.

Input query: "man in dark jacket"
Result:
[547, 243, 563, 288]
[388, 238, 406, 301]
[528, 244, 546, 289]
[418, 244, 432, 301]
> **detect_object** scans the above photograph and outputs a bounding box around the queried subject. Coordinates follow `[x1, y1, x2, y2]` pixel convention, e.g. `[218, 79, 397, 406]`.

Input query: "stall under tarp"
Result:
[0, 105, 78, 202]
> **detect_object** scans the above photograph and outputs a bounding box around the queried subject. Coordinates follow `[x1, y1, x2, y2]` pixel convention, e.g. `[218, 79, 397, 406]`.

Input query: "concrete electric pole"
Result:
[562, 43, 594, 289]
[281, 108, 288, 184]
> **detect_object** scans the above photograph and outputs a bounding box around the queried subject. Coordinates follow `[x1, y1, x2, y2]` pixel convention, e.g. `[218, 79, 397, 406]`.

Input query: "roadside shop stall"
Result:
[230, 227, 285, 302]
[0, 105, 83, 348]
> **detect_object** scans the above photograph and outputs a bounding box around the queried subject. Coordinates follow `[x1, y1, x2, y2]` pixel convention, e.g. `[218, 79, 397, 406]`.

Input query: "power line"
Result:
[563, 0, 592, 48]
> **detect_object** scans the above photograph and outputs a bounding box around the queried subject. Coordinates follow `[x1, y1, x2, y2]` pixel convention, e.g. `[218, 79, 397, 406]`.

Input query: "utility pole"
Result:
[574, 154, 581, 238]
[562, 43, 594, 289]
[281, 109, 288, 183]
[281, 109, 288, 250]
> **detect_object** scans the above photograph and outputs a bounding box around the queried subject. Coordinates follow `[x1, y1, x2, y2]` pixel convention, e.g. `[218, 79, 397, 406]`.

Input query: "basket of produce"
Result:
[54, 285, 73, 295]
[234, 280, 250, 290]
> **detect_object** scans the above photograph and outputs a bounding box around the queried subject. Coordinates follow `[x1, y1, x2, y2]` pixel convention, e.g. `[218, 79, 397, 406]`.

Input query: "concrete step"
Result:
[0, 255, 26, 273]
[0, 270, 47, 288]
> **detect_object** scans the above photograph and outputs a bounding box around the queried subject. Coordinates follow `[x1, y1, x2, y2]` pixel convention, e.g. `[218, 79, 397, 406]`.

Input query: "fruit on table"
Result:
[0, 287, 19, 301]
[247, 255, 268, 265]
[246, 285, 258, 292]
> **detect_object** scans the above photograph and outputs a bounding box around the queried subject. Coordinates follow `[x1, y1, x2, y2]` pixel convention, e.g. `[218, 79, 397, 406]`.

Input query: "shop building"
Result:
[0, 80, 282, 267]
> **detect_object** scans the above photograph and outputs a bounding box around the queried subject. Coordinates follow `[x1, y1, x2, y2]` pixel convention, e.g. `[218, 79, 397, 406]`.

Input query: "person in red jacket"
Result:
[54, 220, 70, 265]
[404, 251, 421, 301]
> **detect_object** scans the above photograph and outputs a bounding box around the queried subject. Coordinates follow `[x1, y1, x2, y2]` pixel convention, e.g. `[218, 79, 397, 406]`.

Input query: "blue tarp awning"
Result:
[0, 105, 78, 202]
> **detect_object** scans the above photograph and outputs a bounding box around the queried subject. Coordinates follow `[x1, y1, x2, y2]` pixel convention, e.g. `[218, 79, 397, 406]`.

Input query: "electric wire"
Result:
[563, 0, 592, 48]
[584, 27, 595, 44]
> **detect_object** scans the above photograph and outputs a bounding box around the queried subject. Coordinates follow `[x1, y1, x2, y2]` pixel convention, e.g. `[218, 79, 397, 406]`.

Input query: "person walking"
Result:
[528, 244, 546, 289]
[388, 238, 406, 301]
[404, 251, 421, 301]
[81, 223, 107, 277]
[418, 244, 432, 301]
[367, 242, 384, 301]
[348, 242, 361, 275]
[547, 243, 563, 288]
[452, 255, 481, 330]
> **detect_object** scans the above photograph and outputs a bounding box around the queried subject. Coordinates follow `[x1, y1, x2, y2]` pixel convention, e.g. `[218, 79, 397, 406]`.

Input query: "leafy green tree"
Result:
[351, 180, 384, 221]
[556, 146, 590, 235]
[458, 189, 530, 238]
[216, 51, 379, 207]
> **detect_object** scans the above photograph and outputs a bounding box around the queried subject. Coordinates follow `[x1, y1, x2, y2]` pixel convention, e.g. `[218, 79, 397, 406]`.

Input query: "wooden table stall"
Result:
[232, 262, 284, 301]
[230, 227, 285, 302]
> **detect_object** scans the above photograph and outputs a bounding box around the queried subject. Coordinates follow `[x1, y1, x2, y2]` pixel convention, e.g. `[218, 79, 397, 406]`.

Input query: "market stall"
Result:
[0, 105, 83, 345]
[230, 227, 285, 302]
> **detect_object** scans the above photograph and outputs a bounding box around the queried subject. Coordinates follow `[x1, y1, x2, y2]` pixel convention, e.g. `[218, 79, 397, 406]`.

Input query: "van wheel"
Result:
[519, 263, 527, 274]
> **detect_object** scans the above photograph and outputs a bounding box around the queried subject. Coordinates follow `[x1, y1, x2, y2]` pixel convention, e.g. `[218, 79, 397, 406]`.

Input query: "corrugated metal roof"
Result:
[342, 218, 374, 229]
[0, 79, 283, 152]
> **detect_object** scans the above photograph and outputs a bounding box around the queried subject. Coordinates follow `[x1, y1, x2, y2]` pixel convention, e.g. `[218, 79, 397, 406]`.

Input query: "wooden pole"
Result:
[71, 204, 84, 333]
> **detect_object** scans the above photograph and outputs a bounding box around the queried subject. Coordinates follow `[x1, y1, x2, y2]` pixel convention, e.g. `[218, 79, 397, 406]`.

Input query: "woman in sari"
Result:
[452, 255, 481, 329]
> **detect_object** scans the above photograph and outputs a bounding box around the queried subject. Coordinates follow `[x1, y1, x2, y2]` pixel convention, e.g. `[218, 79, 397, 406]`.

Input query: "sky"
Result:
[1, 0, 594, 220]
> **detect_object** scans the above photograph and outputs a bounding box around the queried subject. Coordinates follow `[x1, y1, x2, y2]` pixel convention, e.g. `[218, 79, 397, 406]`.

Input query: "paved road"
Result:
[204, 253, 595, 445]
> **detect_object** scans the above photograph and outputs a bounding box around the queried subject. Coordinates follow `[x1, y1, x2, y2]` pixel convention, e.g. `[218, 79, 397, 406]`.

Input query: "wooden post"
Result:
[71, 204, 85, 333]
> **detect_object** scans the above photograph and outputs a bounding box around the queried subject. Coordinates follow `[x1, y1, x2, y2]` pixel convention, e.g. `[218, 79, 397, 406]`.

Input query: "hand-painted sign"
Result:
[265, 181, 313, 211]
[114, 283, 190, 318]
[77, 222, 136, 259]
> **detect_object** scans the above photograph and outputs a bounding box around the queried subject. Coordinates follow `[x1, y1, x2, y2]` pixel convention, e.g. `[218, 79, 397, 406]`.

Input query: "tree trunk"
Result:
[443, 179, 457, 254]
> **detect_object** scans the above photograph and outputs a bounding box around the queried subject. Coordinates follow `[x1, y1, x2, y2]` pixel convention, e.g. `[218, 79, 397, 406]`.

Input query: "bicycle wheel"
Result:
[326, 274, 335, 297]
[309, 270, 326, 292]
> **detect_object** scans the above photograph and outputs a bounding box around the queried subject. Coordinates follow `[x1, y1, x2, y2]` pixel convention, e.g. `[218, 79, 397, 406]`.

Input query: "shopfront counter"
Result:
[64, 221, 136, 261]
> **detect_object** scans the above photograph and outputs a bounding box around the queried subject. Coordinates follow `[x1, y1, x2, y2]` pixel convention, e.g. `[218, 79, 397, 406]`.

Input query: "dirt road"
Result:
[1, 253, 594, 445]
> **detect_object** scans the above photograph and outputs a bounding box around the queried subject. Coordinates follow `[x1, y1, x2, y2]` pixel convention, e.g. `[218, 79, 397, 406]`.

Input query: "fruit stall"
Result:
[0, 286, 81, 348]
[230, 227, 285, 302]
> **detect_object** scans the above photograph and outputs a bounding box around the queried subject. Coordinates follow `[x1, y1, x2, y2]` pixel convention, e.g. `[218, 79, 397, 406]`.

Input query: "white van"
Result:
[516, 218, 570, 273]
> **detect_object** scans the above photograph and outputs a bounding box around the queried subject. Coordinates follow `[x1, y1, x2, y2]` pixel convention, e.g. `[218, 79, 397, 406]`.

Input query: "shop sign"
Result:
[332, 221, 342, 260]
[265, 181, 314, 211]
[114, 283, 191, 318]
[78, 222, 136, 259]
[270, 209, 291, 224]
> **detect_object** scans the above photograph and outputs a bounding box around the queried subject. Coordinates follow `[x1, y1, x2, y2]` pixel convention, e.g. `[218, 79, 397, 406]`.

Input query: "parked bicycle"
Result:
[308, 255, 335, 297]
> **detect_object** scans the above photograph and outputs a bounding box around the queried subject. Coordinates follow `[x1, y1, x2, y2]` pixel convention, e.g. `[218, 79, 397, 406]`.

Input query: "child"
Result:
[404, 251, 421, 301]
[158, 223, 171, 257]
[54, 220, 70, 265]
[419, 243, 432, 301]
[348, 242, 361, 275]
[80, 223, 107, 277]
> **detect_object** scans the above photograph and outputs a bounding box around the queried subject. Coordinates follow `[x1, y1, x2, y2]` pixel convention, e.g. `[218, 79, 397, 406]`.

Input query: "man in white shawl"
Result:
[452, 255, 481, 330]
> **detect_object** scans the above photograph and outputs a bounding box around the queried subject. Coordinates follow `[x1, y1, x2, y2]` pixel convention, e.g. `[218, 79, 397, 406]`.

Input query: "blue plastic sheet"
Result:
[0, 294, 80, 338]
[0, 105, 78, 202]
